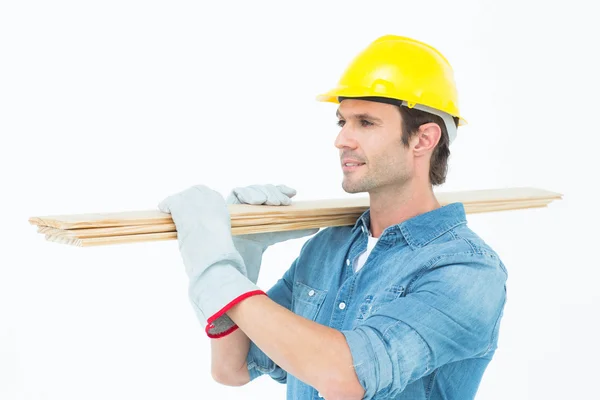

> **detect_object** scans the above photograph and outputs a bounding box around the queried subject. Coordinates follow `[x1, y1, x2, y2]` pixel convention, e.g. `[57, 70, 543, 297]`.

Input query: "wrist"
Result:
[187, 261, 266, 338]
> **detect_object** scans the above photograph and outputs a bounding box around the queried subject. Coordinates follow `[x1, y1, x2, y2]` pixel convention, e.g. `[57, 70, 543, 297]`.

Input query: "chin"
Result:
[342, 180, 368, 194]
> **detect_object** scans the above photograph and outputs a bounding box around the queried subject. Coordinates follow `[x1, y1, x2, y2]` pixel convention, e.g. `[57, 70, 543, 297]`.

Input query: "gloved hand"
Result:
[226, 184, 319, 284]
[158, 184, 265, 338]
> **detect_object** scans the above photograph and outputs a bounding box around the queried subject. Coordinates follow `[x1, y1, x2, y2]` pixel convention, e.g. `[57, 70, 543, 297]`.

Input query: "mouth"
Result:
[342, 162, 366, 172]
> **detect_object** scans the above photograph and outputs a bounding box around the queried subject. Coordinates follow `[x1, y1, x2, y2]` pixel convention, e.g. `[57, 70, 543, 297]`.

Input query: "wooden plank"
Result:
[37, 198, 552, 239]
[37, 214, 365, 238]
[29, 187, 563, 230]
[44, 215, 361, 247]
[35, 198, 553, 240]
[38, 198, 558, 247]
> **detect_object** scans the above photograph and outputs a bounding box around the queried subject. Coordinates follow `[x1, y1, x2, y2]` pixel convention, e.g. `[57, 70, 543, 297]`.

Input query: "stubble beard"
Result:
[342, 172, 376, 194]
[342, 162, 411, 195]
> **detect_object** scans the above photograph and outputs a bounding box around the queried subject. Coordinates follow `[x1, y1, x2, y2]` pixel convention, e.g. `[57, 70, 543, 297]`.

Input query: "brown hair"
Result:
[397, 106, 458, 186]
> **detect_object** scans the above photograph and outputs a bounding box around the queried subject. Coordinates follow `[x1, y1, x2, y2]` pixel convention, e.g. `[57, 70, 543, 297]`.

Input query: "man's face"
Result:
[335, 99, 413, 194]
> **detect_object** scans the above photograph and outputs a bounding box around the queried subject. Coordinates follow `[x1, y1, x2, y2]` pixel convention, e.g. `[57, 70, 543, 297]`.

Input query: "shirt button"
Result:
[308, 290, 315, 297]
[346, 259, 350, 266]
[339, 302, 346, 310]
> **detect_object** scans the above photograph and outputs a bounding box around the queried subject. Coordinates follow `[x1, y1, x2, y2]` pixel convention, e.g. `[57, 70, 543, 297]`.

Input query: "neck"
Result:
[368, 178, 440, 238]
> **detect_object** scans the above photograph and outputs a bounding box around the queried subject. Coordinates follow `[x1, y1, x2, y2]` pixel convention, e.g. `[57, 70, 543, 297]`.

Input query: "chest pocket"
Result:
[357, 284, 405, 321]
[292, 281, 328, 321]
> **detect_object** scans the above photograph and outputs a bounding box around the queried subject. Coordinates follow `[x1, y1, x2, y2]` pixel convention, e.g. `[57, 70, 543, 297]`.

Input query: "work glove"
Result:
[157, 184, 265, 338]
[226, 184, 320, 284]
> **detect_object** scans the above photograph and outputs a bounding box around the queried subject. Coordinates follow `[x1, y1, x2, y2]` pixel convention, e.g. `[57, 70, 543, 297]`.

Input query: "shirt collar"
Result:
[352, 202, 467, 248]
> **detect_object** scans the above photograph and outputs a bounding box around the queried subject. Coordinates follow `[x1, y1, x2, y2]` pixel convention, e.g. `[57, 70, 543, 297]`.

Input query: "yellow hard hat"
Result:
[317, 35, 466, 144]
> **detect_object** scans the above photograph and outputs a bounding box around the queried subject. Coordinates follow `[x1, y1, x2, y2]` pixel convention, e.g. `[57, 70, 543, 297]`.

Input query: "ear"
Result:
[412, 123, 441, 156]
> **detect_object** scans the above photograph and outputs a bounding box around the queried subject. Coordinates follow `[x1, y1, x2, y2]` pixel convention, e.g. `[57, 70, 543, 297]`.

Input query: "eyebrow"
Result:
[336, 109, 383, 123]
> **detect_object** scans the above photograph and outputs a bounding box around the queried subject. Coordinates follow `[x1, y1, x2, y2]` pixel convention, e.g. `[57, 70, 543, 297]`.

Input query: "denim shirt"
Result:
[246, 202, 508, 399]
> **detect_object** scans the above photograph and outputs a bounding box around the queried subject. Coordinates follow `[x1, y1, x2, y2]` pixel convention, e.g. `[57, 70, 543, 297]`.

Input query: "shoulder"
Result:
[409, 225, 508, 325]
[415, 223, 508, 281]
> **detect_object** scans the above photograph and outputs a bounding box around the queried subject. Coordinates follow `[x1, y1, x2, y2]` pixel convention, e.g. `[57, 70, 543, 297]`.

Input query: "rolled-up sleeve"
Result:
[246, 255, 299, 383]
[341, 253, 507, 398]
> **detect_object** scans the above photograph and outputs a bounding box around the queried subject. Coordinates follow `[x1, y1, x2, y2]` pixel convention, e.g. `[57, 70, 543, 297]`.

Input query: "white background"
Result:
[1, 1, 597, 399]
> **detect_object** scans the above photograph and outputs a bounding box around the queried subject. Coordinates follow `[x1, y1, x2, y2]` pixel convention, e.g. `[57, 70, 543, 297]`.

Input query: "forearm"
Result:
[226, 294, 365, 399]
[210, 327, 251, 385]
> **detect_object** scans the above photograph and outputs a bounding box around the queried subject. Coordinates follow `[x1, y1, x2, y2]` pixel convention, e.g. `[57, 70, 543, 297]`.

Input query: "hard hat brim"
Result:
[316, 88, 467, 126]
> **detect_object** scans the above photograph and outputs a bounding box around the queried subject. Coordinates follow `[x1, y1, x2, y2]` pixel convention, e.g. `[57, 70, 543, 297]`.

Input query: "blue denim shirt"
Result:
[246, 202, 507, 399]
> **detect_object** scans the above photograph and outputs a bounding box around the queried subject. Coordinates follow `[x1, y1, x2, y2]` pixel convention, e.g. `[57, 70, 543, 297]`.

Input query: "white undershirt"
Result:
[354, 231, 379, 273]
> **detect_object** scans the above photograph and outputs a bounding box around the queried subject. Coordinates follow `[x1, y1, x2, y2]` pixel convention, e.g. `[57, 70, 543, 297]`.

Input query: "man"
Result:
[158, 35, 507, 399]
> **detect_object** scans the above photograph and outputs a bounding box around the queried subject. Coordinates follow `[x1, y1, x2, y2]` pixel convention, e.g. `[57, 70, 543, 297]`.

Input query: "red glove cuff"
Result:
[205, 290, 267, 338]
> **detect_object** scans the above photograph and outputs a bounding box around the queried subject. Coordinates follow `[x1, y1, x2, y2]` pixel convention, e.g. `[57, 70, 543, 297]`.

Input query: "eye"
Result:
[360, 119, 374, 127]
[337, 119, 346, 127]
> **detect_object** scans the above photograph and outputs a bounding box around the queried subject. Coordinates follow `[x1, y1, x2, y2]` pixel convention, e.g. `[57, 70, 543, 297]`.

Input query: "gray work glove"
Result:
[227, 184, 319, 284]
[158, 185, 265, 338]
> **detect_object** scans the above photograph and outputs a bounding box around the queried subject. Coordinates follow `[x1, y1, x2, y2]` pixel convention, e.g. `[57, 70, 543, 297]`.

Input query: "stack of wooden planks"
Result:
[28, 187, 562, 247]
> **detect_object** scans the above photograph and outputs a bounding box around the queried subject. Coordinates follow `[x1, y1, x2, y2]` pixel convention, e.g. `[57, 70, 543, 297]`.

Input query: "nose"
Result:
[334, 125, 358, 151]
